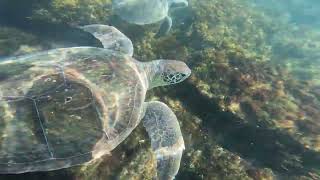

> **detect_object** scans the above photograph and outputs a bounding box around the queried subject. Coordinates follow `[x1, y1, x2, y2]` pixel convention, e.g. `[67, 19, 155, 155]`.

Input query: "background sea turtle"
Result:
[112, 0, 189, 37]
[0, 24, 191, 179]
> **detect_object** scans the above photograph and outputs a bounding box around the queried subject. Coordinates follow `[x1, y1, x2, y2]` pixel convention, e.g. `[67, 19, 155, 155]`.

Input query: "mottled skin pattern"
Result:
[0, 47, 145, 173]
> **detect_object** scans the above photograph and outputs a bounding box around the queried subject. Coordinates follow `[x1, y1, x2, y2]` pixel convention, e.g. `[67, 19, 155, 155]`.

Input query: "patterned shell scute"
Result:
[0, 47, 145, 172]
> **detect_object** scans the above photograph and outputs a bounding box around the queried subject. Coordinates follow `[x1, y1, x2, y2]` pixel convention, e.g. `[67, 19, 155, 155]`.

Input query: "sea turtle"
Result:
[112, 0, 189, 37]
[0, 24, 191, 179]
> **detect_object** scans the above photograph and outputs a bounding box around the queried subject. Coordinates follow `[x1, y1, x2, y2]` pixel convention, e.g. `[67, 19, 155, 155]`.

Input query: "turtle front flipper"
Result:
[80, 24, 134, 56]
[155, 16, 172, 38]
[142, 101, 184, 180]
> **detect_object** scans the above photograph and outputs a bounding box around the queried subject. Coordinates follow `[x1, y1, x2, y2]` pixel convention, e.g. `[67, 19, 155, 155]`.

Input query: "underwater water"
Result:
[0, 0, 320, 179]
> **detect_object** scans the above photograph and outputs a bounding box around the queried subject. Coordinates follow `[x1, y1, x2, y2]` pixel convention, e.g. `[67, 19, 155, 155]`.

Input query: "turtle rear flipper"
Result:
[142, 101, 184, 180]
[168, 0, 188, 9]
[155, 16, 172, 38]
[80, 24, 134, 56]
[156, 0, 189, 38]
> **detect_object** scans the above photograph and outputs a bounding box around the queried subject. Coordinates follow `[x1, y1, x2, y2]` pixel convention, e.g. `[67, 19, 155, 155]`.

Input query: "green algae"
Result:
[0, 63, 34, 81]
[0, 27, 43, 56]
[31, 0, 112, 25]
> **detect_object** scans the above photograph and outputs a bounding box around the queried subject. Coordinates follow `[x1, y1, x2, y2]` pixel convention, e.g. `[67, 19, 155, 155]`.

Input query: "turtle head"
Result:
[144, 60, 191, 89]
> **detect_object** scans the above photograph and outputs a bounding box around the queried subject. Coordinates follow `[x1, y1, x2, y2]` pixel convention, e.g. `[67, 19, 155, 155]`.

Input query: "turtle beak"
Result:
[184, 64, 191, 78]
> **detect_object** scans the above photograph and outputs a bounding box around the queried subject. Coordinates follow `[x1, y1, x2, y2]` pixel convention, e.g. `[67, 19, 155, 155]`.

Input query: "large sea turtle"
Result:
[112, 0, 189, 37]
[0, 24, 190, 179]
